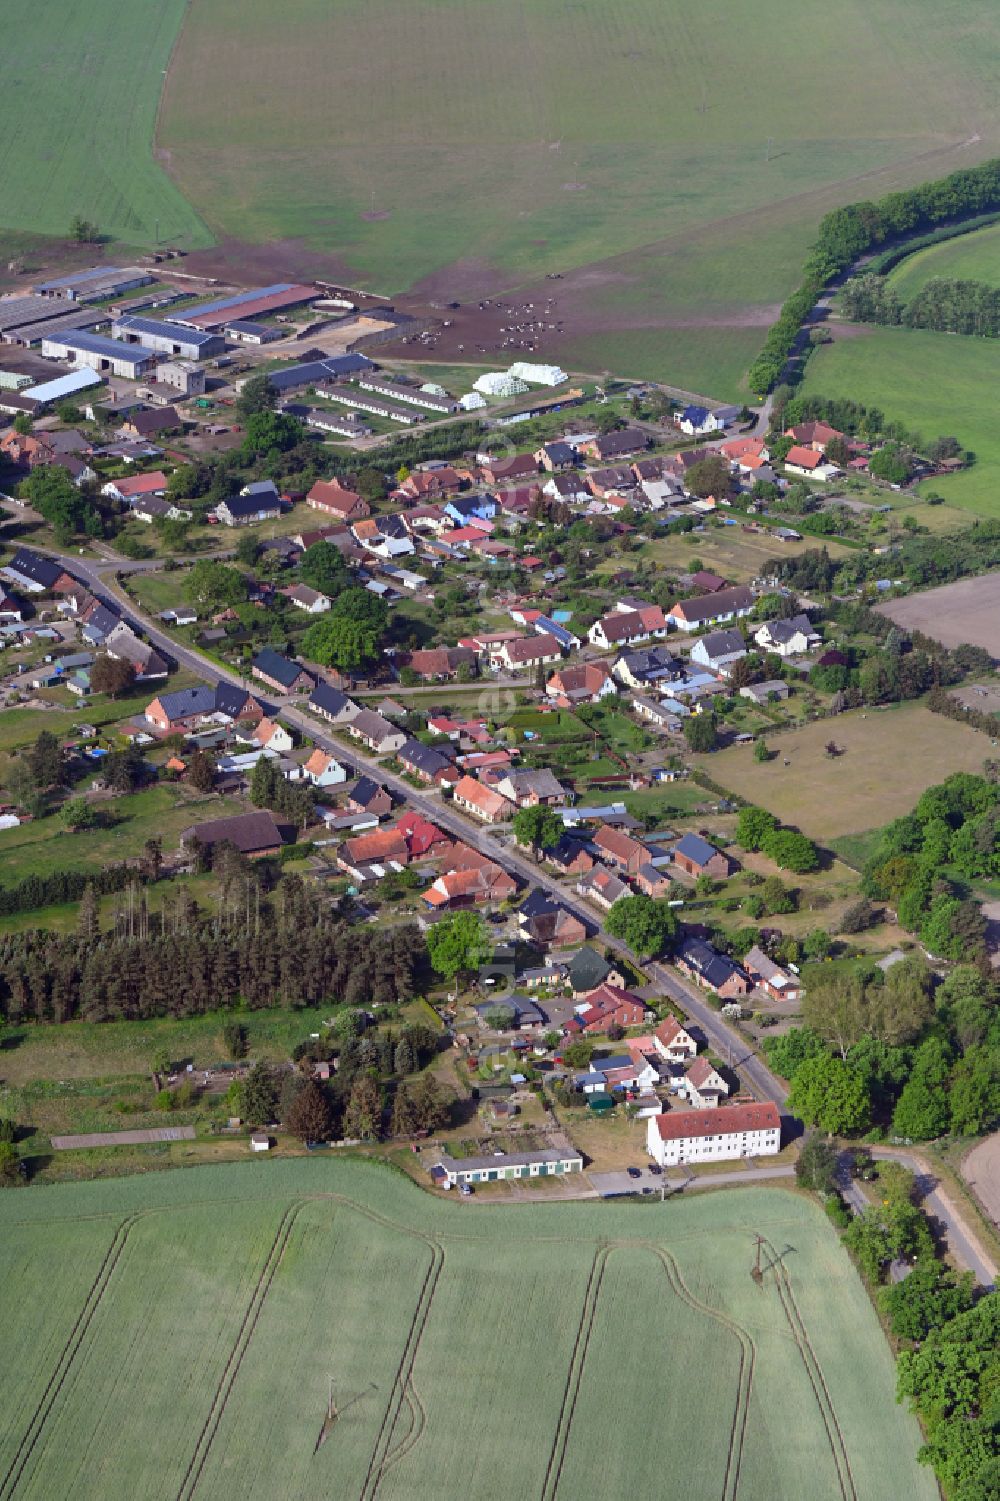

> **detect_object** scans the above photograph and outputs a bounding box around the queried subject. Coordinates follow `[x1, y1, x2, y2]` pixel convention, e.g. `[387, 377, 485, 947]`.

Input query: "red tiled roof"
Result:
[652, 1101, 780, 1142]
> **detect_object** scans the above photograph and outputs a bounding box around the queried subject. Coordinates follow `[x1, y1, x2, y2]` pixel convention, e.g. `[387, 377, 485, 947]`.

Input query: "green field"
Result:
[801, 324, 1000, 515]
[153, 0, 1000, 396]
[888, 220, 1000, 300]
[0, 0, 210, 248]
[0, 1159, 935, 1501]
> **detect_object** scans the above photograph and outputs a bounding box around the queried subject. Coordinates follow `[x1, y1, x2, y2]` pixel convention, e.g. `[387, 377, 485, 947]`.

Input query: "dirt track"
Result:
[961, 1133, 1000, 1229]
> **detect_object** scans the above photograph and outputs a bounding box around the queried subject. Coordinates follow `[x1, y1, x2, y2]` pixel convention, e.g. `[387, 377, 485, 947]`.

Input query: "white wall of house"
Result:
[646, 1118, 780, 1166]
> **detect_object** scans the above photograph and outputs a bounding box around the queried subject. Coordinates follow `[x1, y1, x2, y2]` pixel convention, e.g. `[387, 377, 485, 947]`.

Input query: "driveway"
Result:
[589, 1162, 795, 1198]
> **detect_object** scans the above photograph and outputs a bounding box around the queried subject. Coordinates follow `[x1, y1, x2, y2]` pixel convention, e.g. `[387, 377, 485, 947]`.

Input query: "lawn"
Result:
[702, 700, 994, 842]
[156, 0, 1000, 397]
[0, 1159, 936, 1501]
[0, 687, 168, 756]
[609, 524, 855, 585]
[0, 0, 210, 249]
[801, 325, 1000, 516]
[888, 219, 1000, 300]
[0, 785, 246, 879]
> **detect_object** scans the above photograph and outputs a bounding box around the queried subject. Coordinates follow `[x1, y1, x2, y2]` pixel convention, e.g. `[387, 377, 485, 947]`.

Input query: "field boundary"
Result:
[0, 1213, 142, 1500]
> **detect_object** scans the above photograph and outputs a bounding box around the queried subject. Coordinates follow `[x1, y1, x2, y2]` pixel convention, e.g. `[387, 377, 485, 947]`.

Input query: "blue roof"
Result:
[34, 266, 131, 292]
[683, 405, 710, 423]
[252, 648, 304, 689]
[45, 330, 151, 366]
[534, 616, 578, 649]
[674, 832, 721, 866]
[113, 315, 219, 347]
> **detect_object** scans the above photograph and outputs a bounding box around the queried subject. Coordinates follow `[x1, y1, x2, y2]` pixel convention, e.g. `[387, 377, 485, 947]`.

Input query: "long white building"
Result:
[646, 1101, 781, 1167]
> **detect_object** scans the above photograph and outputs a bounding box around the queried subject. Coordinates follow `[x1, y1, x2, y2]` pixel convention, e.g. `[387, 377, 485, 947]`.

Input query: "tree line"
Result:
[842, 271, 1000, 338]
[748, 156, 1000, 393]
[0, 875, 424, 1023]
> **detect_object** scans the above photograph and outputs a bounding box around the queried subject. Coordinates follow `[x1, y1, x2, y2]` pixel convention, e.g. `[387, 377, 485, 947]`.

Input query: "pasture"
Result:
[888, 220, 1000, 300]
[801, 325, 1000, 515]
[0, 1159, 935, 1501]
[156, 0, 1000, 397]
[874, 572, 1000, 656]
[0, 0, 209, 249]
[703, 700, 994, 841]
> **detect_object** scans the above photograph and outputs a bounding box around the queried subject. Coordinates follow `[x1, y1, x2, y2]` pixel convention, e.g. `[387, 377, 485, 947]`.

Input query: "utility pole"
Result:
[751, 1234, 764, 1285]
[765, 138, 773, 163]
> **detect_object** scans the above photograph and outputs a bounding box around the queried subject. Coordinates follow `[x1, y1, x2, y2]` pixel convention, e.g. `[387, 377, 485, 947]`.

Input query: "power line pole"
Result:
[765, 138, 773, 163]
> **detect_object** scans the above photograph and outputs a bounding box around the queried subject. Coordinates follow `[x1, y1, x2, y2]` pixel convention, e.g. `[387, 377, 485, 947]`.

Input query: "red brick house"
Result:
[593, 824, 648, 875]
[306, 479, 371, 521]
[572, 983, 646, 1034]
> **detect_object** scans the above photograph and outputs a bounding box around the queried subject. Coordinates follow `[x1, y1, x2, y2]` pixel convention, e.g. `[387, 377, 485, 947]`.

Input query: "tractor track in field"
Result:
[0, 1212, 144, 1501]
[762, 1238, 857, 1501]
[649, 1246, 755, 1501]
[540, 1243, 609, 1501]
[176, 1199, 308, 1501]
[359, 1239, 444, 1501]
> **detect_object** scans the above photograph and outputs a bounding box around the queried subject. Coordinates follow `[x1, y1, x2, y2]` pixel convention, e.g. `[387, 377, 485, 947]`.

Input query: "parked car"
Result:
[460, 1183, 473, 1197]
[648, 1164, 662, 1176]
[627, 1166, 641, 1179]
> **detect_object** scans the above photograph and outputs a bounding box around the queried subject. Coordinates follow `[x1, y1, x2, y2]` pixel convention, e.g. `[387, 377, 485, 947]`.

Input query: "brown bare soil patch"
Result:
[876, 574, 1000, 656]
[962, 1133, 1000, 1229]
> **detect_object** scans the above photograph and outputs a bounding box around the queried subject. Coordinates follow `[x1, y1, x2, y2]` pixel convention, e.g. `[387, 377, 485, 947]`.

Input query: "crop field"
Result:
[888, 220, 1000, 300]
[875, 572, 1000, 656]
[703, 700, 994, 841]
[153, 0, 1000, 397]
[0, 1160, 933, 1501]
[0, 0, 209, 249]
[801, 325, 1000, 515]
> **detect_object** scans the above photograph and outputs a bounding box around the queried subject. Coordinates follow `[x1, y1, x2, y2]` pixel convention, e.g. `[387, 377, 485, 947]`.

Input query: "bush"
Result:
[824, 1194, 853, 1229]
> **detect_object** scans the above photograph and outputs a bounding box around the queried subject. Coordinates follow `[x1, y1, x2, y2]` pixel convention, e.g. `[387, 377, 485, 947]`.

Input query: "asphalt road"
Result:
[838, 1149, 996, 1289]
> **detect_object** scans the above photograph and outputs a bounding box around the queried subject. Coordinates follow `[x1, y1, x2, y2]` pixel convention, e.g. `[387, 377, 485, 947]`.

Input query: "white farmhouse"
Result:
[646, 1101, 781, 1167]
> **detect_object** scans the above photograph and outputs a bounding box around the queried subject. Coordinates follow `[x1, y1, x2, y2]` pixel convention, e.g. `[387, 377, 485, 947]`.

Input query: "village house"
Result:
[119, 406, 181, 439]
[613, 645, 682, 691]
[397, 739, 460, 786]
[739, 680, 789, 705]
[284, 584, 331, 614]
[494, 768, 567, 807]
[567, 946, 624, 996]
[667, 585, 755, 633]
[689, 628, 747, 675]
[490, 634, 563, 673]
[478, 453, 539, 485]
[753, 614, 820, 657]
[347, 776, 394, 818]
[784, 445, 838, 480]
[397, 646, 477, 681]
[744, 945, 802, 1002]
[423, 854, 517, 908]
[1, 548, 76, 595]
[577, 865, 630, 911]
[303, 749, 349, 787]
[308, 681, 360, 726]
[518, 888, 588, 950]
[570, 982, 647, 1034]
[546, 660, 616, 707]
[586, 464, 636, 500]
[588, 605, 668, 652]
[453, 774, 513, 823]
[396, 466, 462, 501]
[593, 824, 649, 875]
[631, 695, 682, 732]
[306, 479, 371, 522]
[676, 938, 751, 998]
[345, 709, 407, 756]
[646, 1101, 781, 1167]
[101, 470, 170, 504]
[784, 420, 842, 452]
[635, 862, 673, 898]
[251, 649, 315, 695]
[674, 404, 725, 437]
[653, 1015, 698, 1063]
[534, 440, 577, 471]
[252, 718, 294, 754]
[339, 828, 409, 871]
[579, 428, 649, 461]
[545, 833, 597, 876]
[682, 1057, 730, 1109]
[144, 683, 264, 732]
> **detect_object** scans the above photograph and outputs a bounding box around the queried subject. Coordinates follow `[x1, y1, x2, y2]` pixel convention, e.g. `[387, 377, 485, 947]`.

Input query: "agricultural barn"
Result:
[167, 283, 316, 330]
[40, 330, 156, 379]
[33, 266, 154, 302]
[112, 315, 225, 361]
[180, 809, 288, 859]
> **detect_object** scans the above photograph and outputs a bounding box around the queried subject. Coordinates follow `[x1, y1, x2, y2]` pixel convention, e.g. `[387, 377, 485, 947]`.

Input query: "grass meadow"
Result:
[703, 700, 994, 842]
[888, 220, 1000, 300]
[801, 325, 1000, 515]
[156, 0, 1000, 395]
[0, 0, 209, 249]
[0, 1160, 936, 1501]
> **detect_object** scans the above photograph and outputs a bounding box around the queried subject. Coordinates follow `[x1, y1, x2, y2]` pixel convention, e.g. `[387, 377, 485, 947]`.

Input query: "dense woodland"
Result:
[0, 874, 423, 1023]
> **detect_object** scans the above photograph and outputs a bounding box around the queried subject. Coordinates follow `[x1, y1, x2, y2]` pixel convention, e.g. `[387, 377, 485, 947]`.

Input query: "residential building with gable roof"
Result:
[647, 1101, 781, 1166]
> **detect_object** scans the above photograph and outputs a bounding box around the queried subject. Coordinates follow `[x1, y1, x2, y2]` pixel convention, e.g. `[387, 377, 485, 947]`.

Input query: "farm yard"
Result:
[702, 701, 994, 842]
[0, 1159, 935, 1501]
[0, 0, 209, 249]
[800, 325, 1000, 516]
[154, 0, 1000, 397]
[875, 573, 1000, 657]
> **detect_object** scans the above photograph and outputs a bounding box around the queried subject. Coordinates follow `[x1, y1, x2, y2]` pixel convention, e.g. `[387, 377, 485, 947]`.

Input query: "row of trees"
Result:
[748, 155, 1000, 392]
[843, 271, 1000, 339]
